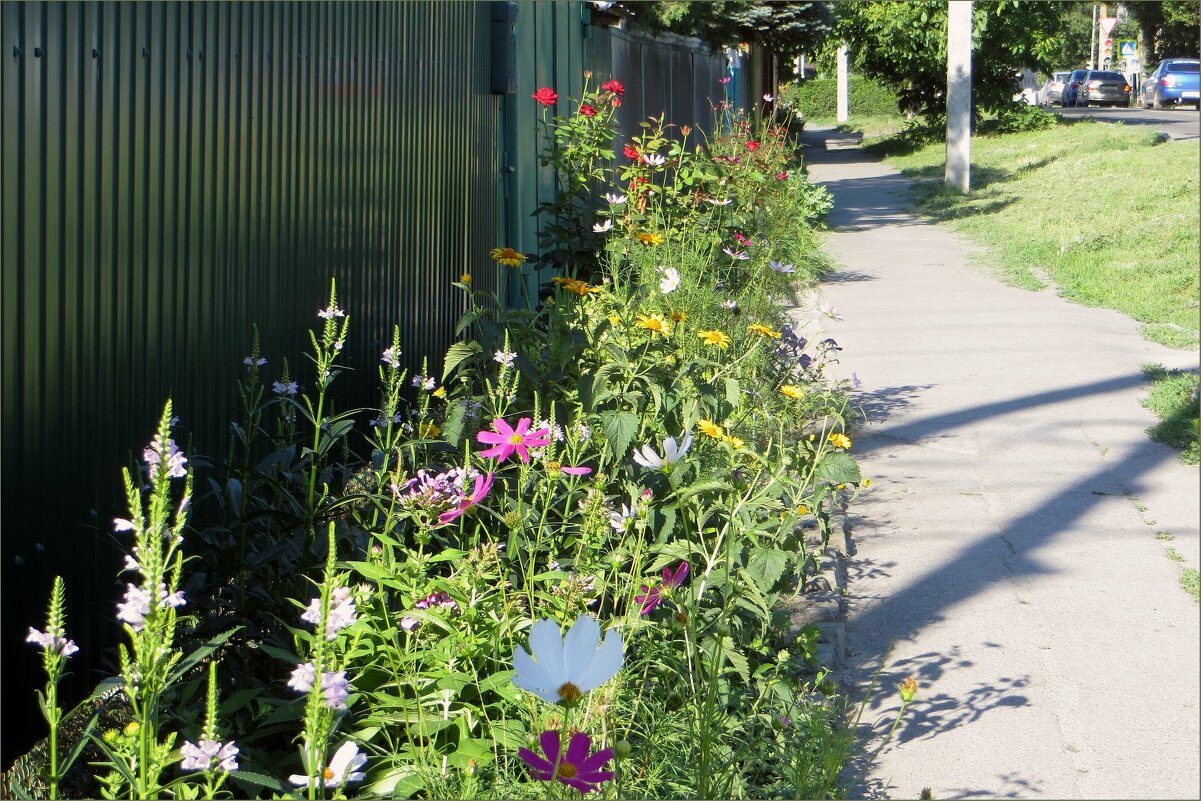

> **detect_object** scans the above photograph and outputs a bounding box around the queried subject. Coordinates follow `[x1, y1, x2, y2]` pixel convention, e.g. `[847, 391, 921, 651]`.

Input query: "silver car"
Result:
[1039, 71, 1072, 106]
[1077, 70, 1132, 107]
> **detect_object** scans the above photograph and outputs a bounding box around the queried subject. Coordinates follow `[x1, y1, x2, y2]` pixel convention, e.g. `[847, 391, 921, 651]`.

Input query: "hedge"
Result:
[782, 76, 901, 119]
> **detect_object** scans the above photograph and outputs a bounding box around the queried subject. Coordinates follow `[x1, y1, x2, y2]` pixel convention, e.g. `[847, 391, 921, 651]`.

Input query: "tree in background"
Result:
[831, 1, 1063, 118]
[624, 1, 836, 53]
[1127, 1, 1201, 64]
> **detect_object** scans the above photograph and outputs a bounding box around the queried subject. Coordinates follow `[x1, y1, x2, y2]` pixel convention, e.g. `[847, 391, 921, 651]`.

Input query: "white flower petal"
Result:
[512, 648, 560, 703]
[563, 615, 603, 685]
[526, 619, 568, 681]
[574, 628, 624, 692]
[288, 774, 311, 787]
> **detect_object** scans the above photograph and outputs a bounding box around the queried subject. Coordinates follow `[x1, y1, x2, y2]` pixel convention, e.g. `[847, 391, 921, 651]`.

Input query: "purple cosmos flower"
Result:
[438, 471, 494, 524]
[519, 730, 615, 794]
[722, 247, 749, 261]
[634, 562, 690, 615]
[476, 417, 552, 463]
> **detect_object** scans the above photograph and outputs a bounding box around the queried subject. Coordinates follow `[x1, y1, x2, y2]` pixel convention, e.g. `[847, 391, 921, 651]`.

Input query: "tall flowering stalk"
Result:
[27, 576, 79, 800]
[178, 662, 239, 798]
[303, 281, 352, 548]
[103, 402, 193, 799]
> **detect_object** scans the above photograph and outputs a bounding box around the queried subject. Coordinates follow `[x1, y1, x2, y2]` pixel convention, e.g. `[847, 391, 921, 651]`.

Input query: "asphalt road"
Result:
[1052, 104, 1200, 140]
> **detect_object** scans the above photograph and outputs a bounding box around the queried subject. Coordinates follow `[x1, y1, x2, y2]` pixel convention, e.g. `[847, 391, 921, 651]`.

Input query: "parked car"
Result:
[1060, 69, 1088, 107]
[1077, 70, 1132, 107]
[1039, 71, 1073, 106]
[1141, 58, 1201, 109]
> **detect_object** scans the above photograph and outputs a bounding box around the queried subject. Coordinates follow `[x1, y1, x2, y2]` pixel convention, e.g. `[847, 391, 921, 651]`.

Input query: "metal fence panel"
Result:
[1, 0, 500, 763]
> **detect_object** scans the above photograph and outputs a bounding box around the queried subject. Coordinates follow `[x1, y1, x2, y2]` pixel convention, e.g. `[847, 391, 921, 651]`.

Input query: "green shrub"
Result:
[780, 76, 901, 119]
[990, 102, 1057, 134]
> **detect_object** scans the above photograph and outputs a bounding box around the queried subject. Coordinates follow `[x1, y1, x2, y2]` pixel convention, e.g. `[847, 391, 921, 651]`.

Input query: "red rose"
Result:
[601, 79, 625, 96]
[531, 87, 558, 106]
[746, 140, 760, 151]
[580, 104, 597, 117]
[623, 144, 639, 160]
[776, 171, 789, 181]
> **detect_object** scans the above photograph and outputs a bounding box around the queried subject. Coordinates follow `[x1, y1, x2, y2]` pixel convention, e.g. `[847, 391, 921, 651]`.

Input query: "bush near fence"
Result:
[782, 76, 901, 119]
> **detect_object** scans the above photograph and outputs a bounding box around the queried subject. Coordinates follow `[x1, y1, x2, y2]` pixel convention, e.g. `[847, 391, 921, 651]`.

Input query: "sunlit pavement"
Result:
[795, 126, 1200, 800]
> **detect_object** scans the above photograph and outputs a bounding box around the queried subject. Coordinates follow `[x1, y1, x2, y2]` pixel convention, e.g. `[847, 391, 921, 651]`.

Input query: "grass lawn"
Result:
[806, 114, 909, 140]
[1141, 363, 1200, 464]
[878, 121, 1200, 350]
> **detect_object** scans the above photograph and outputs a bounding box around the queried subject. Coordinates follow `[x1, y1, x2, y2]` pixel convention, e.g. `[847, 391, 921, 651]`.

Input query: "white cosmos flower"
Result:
[642, 153, 667, 167]
[632, 432, 693, 470]
[288, 741, 367, 788]
[659, 267, 680, 294]
[593, 219, 613, 233]
[763, 93, 775, 102]
[817, 302, 844, 322]
[704, 197, 733, 206]
[512, 615, 623, 705]
[768, 260, 795, 274]
[722, 247, 749, 260]
[604, 192, 627, 205]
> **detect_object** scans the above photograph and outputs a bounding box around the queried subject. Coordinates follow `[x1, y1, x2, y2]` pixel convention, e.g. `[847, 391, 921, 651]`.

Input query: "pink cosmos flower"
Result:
[634, 562, 690, 615]
[519, 730, 614, 794]
[439, 471, 494, 524]
[532, 87, 558, 106]
[476, 417, 551, 463]
[559, 465, 592, 477]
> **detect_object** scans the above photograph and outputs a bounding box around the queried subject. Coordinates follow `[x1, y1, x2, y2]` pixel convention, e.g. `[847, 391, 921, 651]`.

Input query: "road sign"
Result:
[1099, 16, 1118, 36]
[1119, 40, 1137, 57]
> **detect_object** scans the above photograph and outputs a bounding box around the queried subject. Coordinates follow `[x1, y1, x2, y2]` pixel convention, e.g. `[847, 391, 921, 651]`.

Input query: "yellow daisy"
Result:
[780, 385, 805, 400]
[560, 279, 596, 296]
[459, 273, 472, 284]
[697, 329, 731, 349]
[607, 314, 622, 326]
[722, 433, 745, 448]
[670, 310, 689, 322]
[747, 323, 781, 338]
[635, 231, 665, 246]
[697, 419, 725, 439]
[828, 432, 852, 449]
[419, 422, 442, 439]
[862, 478, 872, 488]
[432, 386, 447, 399]
[489, 247, 527, 267]
[635, 313, 671, 337]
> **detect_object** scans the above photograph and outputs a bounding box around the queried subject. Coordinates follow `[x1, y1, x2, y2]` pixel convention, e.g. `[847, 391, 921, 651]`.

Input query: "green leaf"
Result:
[724, 377, 742, 408]
[441, 398, 467, 447]
[815, 452, 861, 485]
[229, 770, 287, 794]
[600, 410, 640, 462]
[165, 627, 242, 686]
[747, 546, 789, 593]
[442, 340, 483, 382]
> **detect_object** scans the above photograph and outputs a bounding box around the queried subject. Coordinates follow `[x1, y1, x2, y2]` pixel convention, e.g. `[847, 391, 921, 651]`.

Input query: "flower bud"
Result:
[614, 739, 632, 758]
[899, 676, 918, 703]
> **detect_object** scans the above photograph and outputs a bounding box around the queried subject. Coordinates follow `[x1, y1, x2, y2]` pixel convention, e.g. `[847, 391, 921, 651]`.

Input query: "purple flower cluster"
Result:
[300, 586, 358, 641]
[415, 590, 458, 612]
[769, 326, 842, 384]
[180, 738, 240, 772]
[116, 583, 186, 631]
[26, 626, 79, 657]
[391, 466, 493, 524]
[288, 663, 351, 710]
[143, 434, 188, 480]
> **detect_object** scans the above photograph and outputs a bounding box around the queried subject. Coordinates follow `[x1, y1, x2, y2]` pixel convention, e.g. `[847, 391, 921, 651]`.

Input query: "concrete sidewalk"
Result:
[795, 126, 1200, 799]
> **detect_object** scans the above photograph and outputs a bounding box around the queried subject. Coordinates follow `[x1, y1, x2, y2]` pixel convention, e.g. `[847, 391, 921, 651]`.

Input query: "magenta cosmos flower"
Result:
[439, 471, 494, 524]
[634, 562, 690, 615]
[476, 417, 551, 463]
[519, 730, 614, 794]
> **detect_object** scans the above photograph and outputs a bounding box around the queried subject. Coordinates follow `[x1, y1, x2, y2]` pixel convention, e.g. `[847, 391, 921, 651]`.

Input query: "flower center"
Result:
[556, 761, 578, 779]
[323, 767, 335, 782]
[509, 434, 525, 444]
[557, 682, 584, 705]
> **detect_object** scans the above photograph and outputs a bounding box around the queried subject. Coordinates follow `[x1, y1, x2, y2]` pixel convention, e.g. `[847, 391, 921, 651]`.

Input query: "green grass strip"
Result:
[1141, 363, 1200, 464]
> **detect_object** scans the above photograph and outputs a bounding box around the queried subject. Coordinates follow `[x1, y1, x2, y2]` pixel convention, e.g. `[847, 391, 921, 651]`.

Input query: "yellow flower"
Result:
[635, 231, 665, 246]
[636, 313, 671, 337]
[697, 329, 731, 349]
[899, 677, 918, 703]
[607, 314, 622, 326]
[560, 278, 596, 296]
[862, 478, 872, 488]
[796, 504, 809, 515]
[670, 310, 688, 322]
[419, 422, 441, 439]
[747, 323, 781, 338]
[722, 433, 745, 448]
[780, 385, 805, 400]
[828, 432, 852, 449]
[665, 354, 676, 365]
[489, 247, 527, 267]
[697, 419, 725, 439]
[459, 273, 472, 284]
[432, 386, 447, 399]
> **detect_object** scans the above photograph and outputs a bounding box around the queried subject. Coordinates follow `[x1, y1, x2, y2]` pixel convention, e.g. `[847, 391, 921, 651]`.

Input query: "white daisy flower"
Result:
[593, 219, 613, 233]
[631, 432, 693, 470]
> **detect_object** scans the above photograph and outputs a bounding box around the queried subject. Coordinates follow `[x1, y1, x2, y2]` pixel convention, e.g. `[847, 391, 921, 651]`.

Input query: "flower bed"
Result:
[15, 76, 867, 800]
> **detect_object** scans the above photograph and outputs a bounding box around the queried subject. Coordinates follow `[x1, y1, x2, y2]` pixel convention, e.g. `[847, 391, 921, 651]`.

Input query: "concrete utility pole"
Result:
[1089, 3, 1098, 69]
[836, 43, 849, 122]
[945, 0, 972, 193]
